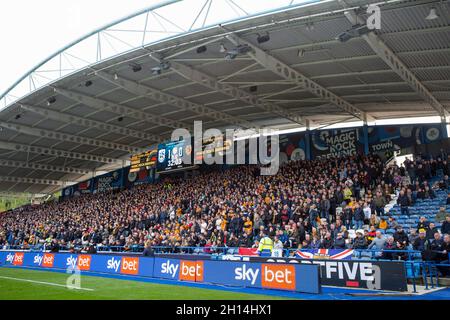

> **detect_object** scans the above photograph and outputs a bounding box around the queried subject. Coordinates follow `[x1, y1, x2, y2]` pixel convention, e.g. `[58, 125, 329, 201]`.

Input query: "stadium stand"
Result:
[1, 153, 449, 278]
[0, 1, 450, 299]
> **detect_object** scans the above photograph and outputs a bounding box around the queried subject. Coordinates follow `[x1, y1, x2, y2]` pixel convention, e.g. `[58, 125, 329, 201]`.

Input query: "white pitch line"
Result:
[0, 275, 94, 291]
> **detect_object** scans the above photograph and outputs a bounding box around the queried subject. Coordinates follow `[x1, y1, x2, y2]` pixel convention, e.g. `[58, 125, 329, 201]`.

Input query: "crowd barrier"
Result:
[2, 244, 431, 262]
[0, 251, 321, 294]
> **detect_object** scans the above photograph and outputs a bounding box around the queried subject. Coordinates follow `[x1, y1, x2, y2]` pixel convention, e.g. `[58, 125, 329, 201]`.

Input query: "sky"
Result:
[0, 0, 315, 99]
[0, 0, 173, 95]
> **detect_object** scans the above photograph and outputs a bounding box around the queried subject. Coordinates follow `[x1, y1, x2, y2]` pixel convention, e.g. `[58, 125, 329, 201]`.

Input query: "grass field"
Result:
[0, 267, 286, 300]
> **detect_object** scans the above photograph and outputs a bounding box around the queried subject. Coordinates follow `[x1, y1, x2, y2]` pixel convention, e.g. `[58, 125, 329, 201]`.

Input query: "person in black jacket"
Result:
[441, 216, 450, 235]
[397, 190, 410, 215]
[352, 231, 367, 249]
[429, 232, 444, 262]
[394, 226, 409, 248]
[413, 230, 431, 259]
[320, 232, 334, 249]
[425, 221, 438, 239]
[342, 205, 353, 230]
[86, 242, 97, 254]
[353, 203, 365, 230]
[438, 234, 450, 277]
[333, 233, 346, 249]
[49, 239, 60, 253]
[142, 241, 155, 257]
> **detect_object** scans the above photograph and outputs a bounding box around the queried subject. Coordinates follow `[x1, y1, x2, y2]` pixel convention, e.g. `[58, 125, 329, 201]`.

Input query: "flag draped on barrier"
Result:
[295, 249, 354, 260]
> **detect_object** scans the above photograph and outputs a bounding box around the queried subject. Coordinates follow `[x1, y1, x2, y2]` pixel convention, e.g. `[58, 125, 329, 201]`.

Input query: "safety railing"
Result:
[405, 260, 450, 293]
[1, 243, 429, 261]
[285, 248, 424, 261]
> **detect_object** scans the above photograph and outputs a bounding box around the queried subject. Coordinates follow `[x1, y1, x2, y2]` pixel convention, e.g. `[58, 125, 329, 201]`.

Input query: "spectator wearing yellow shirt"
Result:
[343, 186, 353, 203]
[243, 217, 253, 235]
[379, 218, 388, 230]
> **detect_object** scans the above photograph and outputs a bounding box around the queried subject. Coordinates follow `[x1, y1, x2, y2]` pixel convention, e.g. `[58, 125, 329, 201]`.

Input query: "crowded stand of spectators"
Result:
[0, 153, 449, 273]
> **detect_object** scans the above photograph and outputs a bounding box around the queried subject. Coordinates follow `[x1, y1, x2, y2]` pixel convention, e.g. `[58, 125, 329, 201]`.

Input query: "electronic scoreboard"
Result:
[194, 135, 233, 162]
[156, 139, 194, 173]
[130, 147, 157, 173]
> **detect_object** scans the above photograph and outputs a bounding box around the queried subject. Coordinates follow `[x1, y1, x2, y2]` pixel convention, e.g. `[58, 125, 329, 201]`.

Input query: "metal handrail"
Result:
[1, 243, 430, 261]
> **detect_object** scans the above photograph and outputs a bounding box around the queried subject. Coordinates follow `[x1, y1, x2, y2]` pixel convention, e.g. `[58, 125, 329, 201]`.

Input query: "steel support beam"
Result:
[344, 10, 449, 119]
[0, 175, 69, 186]
[226, 33, 374, 122]
[0, 141, 121, 164]
[19, 104, 161, 143]
[0, 121, 144, 154]
[0, 158, 90, 175]
[170, 62, 304, 125]
[95, 71, 254, 129]
[53, 87, 190, 130]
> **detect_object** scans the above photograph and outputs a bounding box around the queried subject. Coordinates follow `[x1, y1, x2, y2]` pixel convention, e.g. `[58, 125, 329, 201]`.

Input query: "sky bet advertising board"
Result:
[0, 252, 320, 294]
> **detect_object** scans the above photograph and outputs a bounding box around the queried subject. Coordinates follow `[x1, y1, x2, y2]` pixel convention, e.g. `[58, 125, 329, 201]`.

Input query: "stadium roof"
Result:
[0, 0, 449, 195]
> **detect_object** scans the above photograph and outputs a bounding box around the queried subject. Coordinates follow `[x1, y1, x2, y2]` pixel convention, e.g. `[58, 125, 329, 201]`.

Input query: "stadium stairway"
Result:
[381, 187, 448, 237]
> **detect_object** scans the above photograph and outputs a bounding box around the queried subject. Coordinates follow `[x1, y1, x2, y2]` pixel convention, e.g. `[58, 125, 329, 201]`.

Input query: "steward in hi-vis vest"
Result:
[258, 233, 274, 253]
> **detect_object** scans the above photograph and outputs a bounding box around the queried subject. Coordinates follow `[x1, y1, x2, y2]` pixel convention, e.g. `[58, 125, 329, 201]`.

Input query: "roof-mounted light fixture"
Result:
[257, 33, 270, 44]
[336, 24, 372, 42]
[425, 7, 439, 20]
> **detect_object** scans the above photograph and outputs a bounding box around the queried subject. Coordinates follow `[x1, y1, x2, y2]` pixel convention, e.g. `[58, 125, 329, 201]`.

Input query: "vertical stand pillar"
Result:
[363, 122, 369, 155]
[305, 120, 312, 160]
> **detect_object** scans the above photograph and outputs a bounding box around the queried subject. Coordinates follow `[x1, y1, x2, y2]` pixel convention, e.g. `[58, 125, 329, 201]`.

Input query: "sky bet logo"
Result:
[179, 261, 203, 282]
[6, 252, 24, 266]
[66, 255, 92, 271]
[161, 260, 179, 278]
[107, 257, 121, 272]
[234, 263, 296, 290]
[160, 260, 203, 281]
[234, 264, 260, 285]
[33, 253, 54, 267]
[42, 253, 55, 268]
[107, 256, 139, 275]
[34, 254, 44, 266]
[261, 264, 295, 290]
[121, 257, 139, 275]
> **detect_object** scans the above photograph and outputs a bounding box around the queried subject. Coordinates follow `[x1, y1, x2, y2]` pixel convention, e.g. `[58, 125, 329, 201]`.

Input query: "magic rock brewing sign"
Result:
[313, 129, 358, 160]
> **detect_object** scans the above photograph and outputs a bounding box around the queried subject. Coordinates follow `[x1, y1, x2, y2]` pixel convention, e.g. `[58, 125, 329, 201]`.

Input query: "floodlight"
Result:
[196, 45, 207, 54]
[257, 33, 270, 44]
[130, 64, 142, 72]
[151, 66, 162, 75]
[426, 7, 439, 20]
[47, 97, 56, 105]
[160, 61, 171, 70]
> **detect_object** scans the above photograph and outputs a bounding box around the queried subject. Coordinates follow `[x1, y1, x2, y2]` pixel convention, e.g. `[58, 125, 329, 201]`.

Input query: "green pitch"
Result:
[0, 267, 285, 300]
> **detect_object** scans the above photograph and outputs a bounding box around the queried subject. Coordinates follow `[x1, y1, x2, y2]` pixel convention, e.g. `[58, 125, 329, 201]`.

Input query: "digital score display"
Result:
[156, 140, 194, 173]
[130, 147, 157, 173]
[194, 135, 233, 162]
